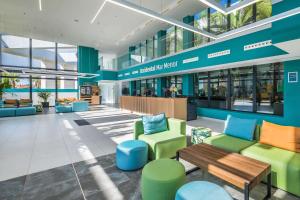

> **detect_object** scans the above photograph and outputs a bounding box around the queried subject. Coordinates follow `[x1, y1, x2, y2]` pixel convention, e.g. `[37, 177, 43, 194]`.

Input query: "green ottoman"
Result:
[141, 158, 186, 200]
[191, 127, 212, 144]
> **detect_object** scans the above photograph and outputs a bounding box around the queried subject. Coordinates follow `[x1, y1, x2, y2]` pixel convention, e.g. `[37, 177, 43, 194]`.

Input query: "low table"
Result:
[176, 143, 271, 200]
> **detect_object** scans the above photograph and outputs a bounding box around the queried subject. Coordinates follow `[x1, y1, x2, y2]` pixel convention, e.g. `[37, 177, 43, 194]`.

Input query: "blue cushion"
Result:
[142, 113, 168, 135]
[224, 115, 257, 141]
[175, 181, 233, 200]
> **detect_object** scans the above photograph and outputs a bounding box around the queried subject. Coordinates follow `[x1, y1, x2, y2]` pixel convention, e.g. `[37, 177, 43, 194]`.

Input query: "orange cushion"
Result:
[260, 121, 300, 153]
[5, 99, 17, 104]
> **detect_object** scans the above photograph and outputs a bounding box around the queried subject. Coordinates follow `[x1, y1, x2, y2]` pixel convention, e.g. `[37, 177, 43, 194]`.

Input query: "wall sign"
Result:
[288, 72, 298, 83]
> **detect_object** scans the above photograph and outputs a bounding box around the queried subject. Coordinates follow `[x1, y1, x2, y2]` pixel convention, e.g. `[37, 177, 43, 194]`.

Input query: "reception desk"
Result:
[120, 96, 188, 120]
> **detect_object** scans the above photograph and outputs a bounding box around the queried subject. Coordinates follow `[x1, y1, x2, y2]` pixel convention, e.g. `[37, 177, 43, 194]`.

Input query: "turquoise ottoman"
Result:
[16, 107, 36, 116]
[175, 181, 233, 200]
[0, 108, 16, 117]
[55, 105, 73, 113]
[72, 101, 88, 112]
[116, 140, 148, 170]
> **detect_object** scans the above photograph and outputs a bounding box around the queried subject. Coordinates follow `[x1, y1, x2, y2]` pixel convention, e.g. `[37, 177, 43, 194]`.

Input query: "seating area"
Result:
[1, 0, 300, 199]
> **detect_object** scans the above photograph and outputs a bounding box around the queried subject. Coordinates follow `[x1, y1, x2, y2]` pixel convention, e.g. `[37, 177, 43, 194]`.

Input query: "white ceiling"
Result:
[0, 0, 206, 55]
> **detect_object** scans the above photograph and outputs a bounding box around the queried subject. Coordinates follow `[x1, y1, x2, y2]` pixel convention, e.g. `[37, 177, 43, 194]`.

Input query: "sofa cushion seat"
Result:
[16, 107, 36, 116]
[138, 131, 186, 160]
[56, 105, 73, 113]
[0, 108, 16, 117]
[203, 134, 256, 153]
[241, 143, 300, 197]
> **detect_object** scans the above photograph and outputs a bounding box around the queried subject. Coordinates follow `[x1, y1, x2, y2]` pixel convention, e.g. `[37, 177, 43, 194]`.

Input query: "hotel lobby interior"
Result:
[0, 0, 300, 200]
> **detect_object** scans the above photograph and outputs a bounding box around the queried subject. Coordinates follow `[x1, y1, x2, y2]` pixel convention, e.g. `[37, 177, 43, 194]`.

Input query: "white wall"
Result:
[101, 53, 117, 71]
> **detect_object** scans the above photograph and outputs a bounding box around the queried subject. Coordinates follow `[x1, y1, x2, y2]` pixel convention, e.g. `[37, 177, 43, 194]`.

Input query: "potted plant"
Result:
[38, 91, 51, 107]
[0, 76, 12, 101]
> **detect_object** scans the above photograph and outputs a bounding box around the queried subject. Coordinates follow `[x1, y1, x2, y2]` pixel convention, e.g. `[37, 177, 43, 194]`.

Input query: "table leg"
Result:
[266, 173, 272, 199]
[244, 183, 250, 200]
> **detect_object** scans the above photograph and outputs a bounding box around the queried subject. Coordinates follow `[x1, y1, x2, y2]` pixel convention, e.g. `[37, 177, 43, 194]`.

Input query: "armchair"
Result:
[134, 118, 187, 160]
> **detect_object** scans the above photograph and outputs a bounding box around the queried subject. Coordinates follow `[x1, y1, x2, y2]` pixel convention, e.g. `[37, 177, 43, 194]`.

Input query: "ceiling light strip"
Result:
[107, 0, 216, 39]
[198, 0, 259, 15]
[90, 0, 107, 24]
[39, 0, 42, 11]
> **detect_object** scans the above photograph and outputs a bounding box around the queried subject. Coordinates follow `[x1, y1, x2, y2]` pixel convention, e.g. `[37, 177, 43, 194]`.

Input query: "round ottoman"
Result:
[175, 181, 233, 200]
[116, 140, 148, 170]
[141, 159, 186, 200]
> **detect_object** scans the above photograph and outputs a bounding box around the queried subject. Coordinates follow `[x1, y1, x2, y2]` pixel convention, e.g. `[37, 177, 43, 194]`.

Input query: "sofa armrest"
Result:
[134, 120, 144, 140]
[167, 118, 186, 136]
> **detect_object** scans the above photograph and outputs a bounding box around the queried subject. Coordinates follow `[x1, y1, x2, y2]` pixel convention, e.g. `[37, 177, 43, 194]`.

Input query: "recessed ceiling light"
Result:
[90, 0, 107, 24]
[39, 0, 42, 11]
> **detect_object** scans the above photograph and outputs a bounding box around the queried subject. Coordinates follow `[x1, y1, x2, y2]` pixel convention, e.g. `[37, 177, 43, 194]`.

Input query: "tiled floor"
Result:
[0, 105, 299, 200]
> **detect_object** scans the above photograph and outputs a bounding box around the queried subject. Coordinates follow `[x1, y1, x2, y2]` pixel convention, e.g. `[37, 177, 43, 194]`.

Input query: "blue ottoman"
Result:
[0, 108, 16, 117]
[56, 105, 73, 113]
[72, 101, 88, 112]
[116, 140, 148, 170]
[175, 181, 233, 200]
[16, 107, 36, 116]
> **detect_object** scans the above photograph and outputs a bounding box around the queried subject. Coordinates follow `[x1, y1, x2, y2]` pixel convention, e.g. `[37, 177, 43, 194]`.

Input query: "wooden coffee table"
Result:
[176, 143, 271, 200]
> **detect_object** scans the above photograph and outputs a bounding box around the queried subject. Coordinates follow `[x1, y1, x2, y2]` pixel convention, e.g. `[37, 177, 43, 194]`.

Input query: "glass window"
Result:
[230, 67, 253, 112]
[165, 75, 183, 96]
[130, 44, 141, 65]
[194, 9, 209, 46]
[32, 76, 56, 106]
[194, 72, 209, 107]
[256, 0, 272, 21]
[146, 37, 154, 61]
[1, 35, 30, 67]
[230, 0, 254, 30]
[210, 70, 228, 109]
[166, 26, 176, 55]
[57, 78, 78, 100]
[57, 43, 77, 71]
[210, 0, 228, 34]
[153, 35, 158, 58]
[136, 80, 141, 96]
[0, 74, 30, 100]
[256, 63, 283, 115]
[176, 27, 183, 52]
[121, 82, 130, 96]
[141, 79, 147, 96]
[146, 79, 156, 96]
[141, 41, 147, 63]
[32, 39, 56, 69]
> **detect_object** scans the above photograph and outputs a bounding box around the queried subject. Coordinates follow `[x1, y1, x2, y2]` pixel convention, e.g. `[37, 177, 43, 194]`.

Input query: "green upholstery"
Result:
[134, 118, 186, 160]
[141, 159, 186, 200]
[203, 134, 256, 153]
[241, 143, 300, 197]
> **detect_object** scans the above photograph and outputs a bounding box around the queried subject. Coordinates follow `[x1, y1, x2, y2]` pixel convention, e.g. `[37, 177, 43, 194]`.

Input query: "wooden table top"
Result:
[178, 143, 271, 190]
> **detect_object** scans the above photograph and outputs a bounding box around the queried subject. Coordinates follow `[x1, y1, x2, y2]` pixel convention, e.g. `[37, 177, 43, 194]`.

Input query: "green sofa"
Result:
[134, 118, 186, 160]
[203, 126, 300, 197]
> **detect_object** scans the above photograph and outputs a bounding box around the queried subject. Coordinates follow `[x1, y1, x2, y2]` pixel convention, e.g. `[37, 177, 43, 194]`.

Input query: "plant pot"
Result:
[41, 102, 49, 108]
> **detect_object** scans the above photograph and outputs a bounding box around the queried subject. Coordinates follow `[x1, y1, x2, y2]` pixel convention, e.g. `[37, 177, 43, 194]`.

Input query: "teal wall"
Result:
[78, 46, 99, 86]
[198, 60, 300, 127]
[272, 0, 300, 44]
[182, 74, 194, 96]
[156, 77, 166, 97]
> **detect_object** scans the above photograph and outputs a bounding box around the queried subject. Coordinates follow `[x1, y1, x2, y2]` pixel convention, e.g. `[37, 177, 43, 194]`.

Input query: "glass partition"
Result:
[1, 35, 30, 67]
[166, 26, 176, 55]
[194, 9, 209, 47]
[57, 44, 78, 71]
[230, 67, 253, 112]
[194, 72, 209, 107]
[210, 70, 228, 109]
[32, 39, 56, 69]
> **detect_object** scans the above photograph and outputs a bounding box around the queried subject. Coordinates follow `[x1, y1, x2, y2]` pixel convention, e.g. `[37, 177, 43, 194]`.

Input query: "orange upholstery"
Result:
[20, 99, 31, 104]
[260, 121, 300, 153]
[4, 99, 18, 105]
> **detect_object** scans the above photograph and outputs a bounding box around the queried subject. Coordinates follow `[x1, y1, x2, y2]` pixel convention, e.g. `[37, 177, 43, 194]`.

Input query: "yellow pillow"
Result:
[260, 121, 300, 153]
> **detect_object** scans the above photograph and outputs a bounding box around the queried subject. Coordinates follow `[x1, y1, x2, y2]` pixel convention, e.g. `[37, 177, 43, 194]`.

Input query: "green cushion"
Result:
[203, 134, 256, 153]
[241, 143, 300, 197]
[139, 131, 186, 160]
[142, 159, 186, 200]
